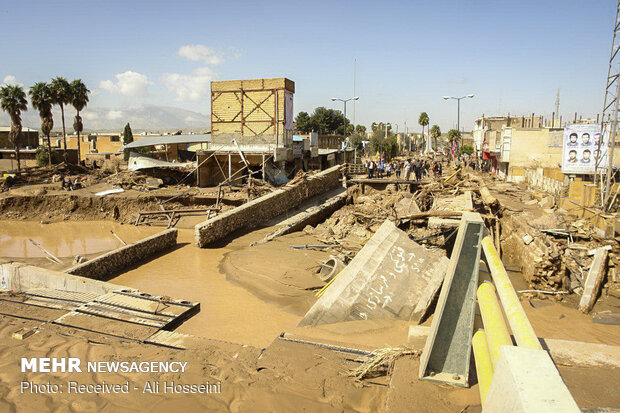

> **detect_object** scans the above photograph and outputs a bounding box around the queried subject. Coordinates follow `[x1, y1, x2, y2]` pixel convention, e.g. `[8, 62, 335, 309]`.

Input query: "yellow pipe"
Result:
[481, 236, 542, 350]
[477, 282, 513, 367]
[472, 329, 494, 405]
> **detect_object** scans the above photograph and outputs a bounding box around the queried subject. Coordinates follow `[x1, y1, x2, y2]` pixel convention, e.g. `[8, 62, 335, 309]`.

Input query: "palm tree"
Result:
[418, 112, 429, 152]
[29, 82, 55, 167]
[50, 77, 72, 155]
[70, 79, 90, 164]
[430, 125, 441, 151]
[0, 85, 28, 171]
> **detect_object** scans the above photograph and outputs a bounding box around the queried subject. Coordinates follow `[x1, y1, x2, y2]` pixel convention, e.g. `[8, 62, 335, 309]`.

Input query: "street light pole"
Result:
[444, 94, 474, 151]
[332, 96, 359, 150]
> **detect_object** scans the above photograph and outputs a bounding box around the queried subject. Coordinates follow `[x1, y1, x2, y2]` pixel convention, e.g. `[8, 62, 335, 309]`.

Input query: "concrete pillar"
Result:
[483, 346, 580, 413]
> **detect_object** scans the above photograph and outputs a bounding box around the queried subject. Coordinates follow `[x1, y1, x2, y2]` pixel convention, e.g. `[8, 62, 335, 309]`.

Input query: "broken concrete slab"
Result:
[395, 196, 421, 217]
[578, 246, 609, 313]
[298, 220, 449, 327]
[431, 190, 473, 212]
[419, 212, 484, 387]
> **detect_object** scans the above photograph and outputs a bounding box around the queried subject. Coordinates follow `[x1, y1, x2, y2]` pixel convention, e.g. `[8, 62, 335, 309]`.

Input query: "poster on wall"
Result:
[561, 124, 608, 174]
[284, 91, 294, 130]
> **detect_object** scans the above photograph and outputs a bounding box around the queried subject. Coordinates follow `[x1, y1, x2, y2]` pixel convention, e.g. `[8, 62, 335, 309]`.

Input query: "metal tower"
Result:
[597, 1, 620, 211]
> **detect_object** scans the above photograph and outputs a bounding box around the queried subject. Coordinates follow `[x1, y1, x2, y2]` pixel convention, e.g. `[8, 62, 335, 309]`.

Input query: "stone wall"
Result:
[195, 165, 342, 247]
[0, 260, 129, 295]
[65, 229, 177, 280]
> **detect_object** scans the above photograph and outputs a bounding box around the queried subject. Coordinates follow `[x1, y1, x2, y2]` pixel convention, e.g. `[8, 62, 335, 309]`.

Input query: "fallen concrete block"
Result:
[483, 346, 580, 412]
[298, 220, 449, 327]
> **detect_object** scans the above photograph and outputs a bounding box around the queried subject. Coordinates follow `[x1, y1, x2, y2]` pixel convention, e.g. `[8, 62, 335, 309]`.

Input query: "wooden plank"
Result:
[578, 247, 609, 313]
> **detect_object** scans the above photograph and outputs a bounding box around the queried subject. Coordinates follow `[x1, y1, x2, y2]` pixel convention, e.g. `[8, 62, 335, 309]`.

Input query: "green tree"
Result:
[355, 124, 367, 135]
[429, 124, 441, 151]
[418, 112, 429, 150]
[0, 85, 28, 171]
[308, 107, 345, 134]
[35, 146, 62, 167]
[123, 122, 133, 161]
[350, 133, 364, 150]
[50, 77, 72, 156]
[447, 129, 461, 153]
[294, 111, 311, 133]
[460, 145, 474, 155]
[70, 79, 90, 164]
[369, 123, 398, 158]
[29, 82, 55, 167]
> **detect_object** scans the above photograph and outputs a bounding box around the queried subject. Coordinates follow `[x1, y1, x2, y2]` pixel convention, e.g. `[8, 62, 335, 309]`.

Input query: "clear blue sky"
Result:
[0, 0, 616, 131]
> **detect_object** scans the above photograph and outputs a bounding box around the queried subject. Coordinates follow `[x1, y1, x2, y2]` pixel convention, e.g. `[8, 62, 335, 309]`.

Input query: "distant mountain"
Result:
[0, 104, 210, 133]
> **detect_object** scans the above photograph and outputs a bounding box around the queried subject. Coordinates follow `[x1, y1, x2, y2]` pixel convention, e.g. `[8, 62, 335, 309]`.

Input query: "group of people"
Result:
[364, 157, 443, 181]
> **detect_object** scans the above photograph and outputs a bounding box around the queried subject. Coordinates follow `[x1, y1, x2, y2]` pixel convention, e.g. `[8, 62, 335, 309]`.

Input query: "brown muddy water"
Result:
[0, 221, 159, 258]
[111, 228, 302, 348]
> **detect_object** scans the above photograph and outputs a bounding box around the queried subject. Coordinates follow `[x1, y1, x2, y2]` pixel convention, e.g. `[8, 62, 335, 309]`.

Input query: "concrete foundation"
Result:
[0, 260, 129, 295]
[65, 229, 178, 280]
[195, 165, 342, 247]
[483, 346, 580, 412]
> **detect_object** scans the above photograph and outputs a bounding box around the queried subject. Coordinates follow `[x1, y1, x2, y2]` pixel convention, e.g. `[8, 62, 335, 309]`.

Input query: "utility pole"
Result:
[555, 89, 560, 127]
[597, 1, 620, 211]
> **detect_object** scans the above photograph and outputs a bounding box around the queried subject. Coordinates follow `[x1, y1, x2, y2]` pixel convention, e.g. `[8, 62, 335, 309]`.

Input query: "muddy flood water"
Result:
[0, 221, 159, 259]
[111, 228, 303, 348]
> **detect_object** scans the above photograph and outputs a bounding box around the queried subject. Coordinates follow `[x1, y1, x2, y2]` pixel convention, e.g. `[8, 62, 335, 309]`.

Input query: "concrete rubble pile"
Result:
[306, 189, 411, 252]
[479, 175, 619, 310]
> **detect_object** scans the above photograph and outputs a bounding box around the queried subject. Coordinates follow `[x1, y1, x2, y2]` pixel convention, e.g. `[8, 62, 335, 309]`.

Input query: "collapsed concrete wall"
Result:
[0, 260, 129, 295]
[524, 167, 567, 197]
[195, 165, 342, 247]
[65, 229, 178, 280]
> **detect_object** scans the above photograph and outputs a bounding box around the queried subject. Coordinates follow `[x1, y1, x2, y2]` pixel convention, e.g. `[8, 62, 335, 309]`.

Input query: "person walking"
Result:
[368, 160, 375, 178]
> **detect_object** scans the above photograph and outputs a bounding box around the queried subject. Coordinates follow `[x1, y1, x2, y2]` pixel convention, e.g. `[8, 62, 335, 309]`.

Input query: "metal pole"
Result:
[343, 100, 347, 150]
[458, 98, 462, 149]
